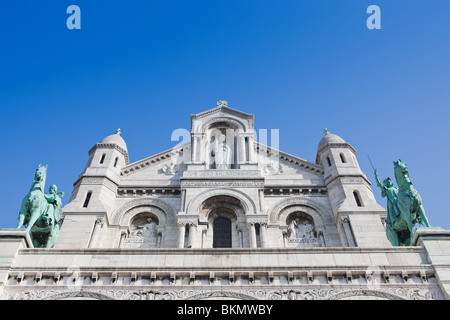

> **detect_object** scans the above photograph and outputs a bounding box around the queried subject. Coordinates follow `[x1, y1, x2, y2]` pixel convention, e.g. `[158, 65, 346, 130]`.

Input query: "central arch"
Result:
[186, 188, 258, 219]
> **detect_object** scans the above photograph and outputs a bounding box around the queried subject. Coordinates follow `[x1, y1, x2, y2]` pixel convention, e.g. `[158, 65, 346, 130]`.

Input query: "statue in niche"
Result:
[287, 218, 299, 239]
[211, 134, 232, 169]
[126, 216, 158, 248]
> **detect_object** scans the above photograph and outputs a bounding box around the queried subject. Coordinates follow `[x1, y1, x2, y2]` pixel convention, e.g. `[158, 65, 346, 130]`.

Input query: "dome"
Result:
[100, 129, 128, 153]
[318, 128, 346, 151]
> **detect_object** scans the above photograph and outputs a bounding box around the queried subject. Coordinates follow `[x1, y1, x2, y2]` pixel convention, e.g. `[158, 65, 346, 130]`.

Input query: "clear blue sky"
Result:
[1, 1, 449, 231]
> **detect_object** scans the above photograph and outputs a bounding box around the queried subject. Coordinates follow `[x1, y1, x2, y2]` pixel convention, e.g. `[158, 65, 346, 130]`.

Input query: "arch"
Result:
[268, 197, 333, 225]
[111, 198, 177, 225]
[186, 188, 258, 218]
[43, 291, 115, 300]
[199, 117, 247, 133]
[327, 289, 406, 300]
[185, 290, 259, 300]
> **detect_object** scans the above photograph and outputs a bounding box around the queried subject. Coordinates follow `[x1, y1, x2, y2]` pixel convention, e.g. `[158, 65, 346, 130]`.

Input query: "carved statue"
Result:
[211, 134, 232, 169]
[17, 165, 64, 248]
[372, 159, 430, 246]
[288, 219, 298, 238]
[125, 217, 159, 248]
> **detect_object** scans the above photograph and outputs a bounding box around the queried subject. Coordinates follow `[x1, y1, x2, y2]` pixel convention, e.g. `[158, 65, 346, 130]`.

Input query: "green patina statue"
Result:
[371, 158, 430, 246]
[17, 165, 64, 248]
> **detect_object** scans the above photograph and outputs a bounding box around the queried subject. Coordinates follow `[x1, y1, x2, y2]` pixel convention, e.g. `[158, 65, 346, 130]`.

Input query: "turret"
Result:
[316, 129, 389, 247]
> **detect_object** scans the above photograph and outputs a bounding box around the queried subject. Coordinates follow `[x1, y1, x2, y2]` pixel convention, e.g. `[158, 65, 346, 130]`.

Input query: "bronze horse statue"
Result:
[17, 165, 64, 248]
[374, 159, 430, 246]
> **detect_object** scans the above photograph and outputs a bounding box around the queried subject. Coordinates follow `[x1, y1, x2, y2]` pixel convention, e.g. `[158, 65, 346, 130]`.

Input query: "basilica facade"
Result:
[1, 101, 449, 300]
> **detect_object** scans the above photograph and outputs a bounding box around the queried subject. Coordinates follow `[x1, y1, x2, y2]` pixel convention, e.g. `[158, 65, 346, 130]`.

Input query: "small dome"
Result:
[318, 128, 346, 150]
[100, 129, 128, 153]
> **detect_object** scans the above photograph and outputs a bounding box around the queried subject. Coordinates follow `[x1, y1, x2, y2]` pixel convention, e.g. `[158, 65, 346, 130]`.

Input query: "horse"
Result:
[17, 164, 49, 232]
[392, 160, 430, 245]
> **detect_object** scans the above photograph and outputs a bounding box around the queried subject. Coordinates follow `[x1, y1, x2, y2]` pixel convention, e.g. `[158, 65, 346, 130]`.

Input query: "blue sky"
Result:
[1, 0, 449, 231]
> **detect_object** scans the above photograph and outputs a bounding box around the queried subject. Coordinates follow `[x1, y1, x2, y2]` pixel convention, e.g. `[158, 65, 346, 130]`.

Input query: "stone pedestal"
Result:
[413, 227, 450, 299]
[0, 229, 33, 298]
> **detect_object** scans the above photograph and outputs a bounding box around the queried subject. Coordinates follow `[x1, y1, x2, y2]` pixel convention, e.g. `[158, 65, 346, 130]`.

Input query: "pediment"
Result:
[120, 144, 188, 183]
[255, 142, 324, 178]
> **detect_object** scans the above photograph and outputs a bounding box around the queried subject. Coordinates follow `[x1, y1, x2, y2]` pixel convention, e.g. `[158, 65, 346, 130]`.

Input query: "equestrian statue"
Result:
[371, 158, 430, 246]
[17, 164, 64, 248]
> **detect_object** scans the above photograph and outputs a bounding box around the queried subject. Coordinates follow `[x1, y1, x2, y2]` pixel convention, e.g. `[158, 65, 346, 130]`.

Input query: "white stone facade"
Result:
[1, 101, 450, 300]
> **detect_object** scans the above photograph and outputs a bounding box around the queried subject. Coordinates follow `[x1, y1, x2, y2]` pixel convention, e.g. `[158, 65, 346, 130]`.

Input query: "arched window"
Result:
[114, 157, 119, 167]
[99, 154, 106, 164]
[340, 153, 346, 163]
[327, 157, 332, 167]
[213, 217, 232, 248]
[83, 191, 92, 208]
[353, 191, 363, 207]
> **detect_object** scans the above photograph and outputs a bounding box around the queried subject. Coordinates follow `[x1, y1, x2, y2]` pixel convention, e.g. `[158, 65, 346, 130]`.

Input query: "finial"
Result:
[217, 100, 228, 108]
[323, 128, 329, 135]
[115, 128, 122, 136]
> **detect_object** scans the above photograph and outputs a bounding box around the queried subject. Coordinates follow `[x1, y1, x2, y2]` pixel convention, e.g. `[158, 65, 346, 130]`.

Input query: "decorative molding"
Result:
[255, 142, 324, 176]
[8, 287, 434, 301]
[182, 170, 261, 178]
[268, 197, 334, 225]
[110, 198, 177, 225]
[121, 145, 186, 177]
[181, 180, 264, 188]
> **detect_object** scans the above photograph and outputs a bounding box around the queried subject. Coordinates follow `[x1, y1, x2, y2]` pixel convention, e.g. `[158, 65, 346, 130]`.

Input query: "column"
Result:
[258, 189, 265, 211]
[231, 221, 238, 248]
[201, 229, 207, 248]
[260, 223, 268, 248]
[187, 223, 196, 248]
[191, 134, 198, 163]
[248, 223, 257, 248]
[178, 223, 186, 248]
[238, 135, 246, 164]
[248, 135, 255, 163]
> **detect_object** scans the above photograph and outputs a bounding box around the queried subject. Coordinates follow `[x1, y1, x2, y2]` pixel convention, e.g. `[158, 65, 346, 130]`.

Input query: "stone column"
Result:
[201, 228, 207, 248]
[231, 221, 237, 248]
[191, 134, 198, 163]
[248, 135, 255, 163]
[258, 189, 265, 211]
[259, 223, 268, 248]
[238, 135, 246, 164]
[187, 223, 196, 248]
[178, 223, 186, 248]
[248, 223, 257, 248]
